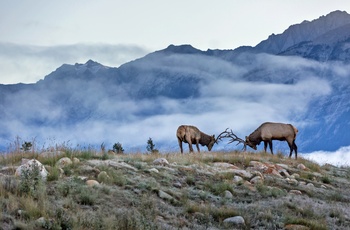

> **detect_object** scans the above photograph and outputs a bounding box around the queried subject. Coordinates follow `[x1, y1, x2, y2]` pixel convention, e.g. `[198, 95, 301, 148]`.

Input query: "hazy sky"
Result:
[1, 0, 350, 84]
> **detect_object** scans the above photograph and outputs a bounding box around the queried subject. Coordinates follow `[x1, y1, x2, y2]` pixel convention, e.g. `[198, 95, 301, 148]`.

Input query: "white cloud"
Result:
[302, 146, 350, 166]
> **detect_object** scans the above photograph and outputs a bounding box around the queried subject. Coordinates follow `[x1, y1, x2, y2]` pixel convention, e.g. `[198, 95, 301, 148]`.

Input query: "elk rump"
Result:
[245, 122, 298, 159]
[176, 125, 216, 153]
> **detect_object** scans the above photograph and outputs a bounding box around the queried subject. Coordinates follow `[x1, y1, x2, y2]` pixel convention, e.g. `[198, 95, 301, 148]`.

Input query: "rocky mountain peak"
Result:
[255, 10, 350, 54]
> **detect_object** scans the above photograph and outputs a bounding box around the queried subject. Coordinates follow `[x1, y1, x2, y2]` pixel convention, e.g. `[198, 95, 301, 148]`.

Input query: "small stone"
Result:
[73, 157, 80, 164]
[306, 183, 314, 187]
[213, 162, 238, 169]
[231, 169, 252, 179]
[286, 178, 299, 185]
[56, 157, 73, 168]
[158, 190, 173, 200]
[173, 182, 182, 188]
[153, 158, 169, 166]
[86, 180, 99, 187]
[250, 176, 263, 184]
[223, 190, 233, 199]
[223, 216, 245, 226]
[233, 175, 243, 183]
[148, 168, 159, 173]
[289, 190, 302, 195]
[297, 164, 307, 170]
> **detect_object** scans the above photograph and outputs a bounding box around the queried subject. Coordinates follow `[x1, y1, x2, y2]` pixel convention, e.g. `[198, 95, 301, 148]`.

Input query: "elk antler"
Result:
[215, 128, 246, 150]
[215, 128, 230, 144]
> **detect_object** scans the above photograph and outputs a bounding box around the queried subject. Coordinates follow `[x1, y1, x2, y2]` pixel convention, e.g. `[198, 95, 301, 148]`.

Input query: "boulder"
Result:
[56, 157, 73, 168]
[15, 159, 48, 181]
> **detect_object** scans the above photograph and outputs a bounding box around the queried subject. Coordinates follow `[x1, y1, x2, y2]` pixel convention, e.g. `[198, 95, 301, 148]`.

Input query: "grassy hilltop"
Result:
[1, 146, 350, 230]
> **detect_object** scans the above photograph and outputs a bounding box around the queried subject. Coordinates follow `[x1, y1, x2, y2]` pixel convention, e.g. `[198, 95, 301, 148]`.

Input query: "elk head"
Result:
[245, 136, 257, 150]
[207, 135, 216, 151]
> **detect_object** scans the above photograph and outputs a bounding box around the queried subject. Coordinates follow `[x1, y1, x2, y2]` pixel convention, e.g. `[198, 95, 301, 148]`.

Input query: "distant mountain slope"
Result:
[255, 10, 350, 54]
[0, 10, 350, 153]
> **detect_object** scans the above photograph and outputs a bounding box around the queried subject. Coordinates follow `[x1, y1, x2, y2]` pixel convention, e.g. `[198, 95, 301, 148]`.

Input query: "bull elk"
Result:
[176, 125, 217, 153]
[220, 122, 298, 159]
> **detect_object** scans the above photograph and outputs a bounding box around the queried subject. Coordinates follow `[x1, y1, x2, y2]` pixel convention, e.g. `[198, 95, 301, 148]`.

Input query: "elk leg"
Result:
[188, 143, 194, 153]
[195, 140, 200, 153]
[287, 140, 295, 158]
[264, 141, 268, 152]
[177, 138, 183, 154]
[269, 141, 273, 155]
[290, 141, 298, 159]
[185, 135, 194, 153]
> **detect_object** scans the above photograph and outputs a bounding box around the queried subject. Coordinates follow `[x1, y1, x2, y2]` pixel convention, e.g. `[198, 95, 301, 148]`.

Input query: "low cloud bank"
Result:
[302, 146, 350, 166]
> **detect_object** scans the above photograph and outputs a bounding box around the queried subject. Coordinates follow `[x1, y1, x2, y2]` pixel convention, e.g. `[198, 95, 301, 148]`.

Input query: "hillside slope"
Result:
[1, 150, 350, 229]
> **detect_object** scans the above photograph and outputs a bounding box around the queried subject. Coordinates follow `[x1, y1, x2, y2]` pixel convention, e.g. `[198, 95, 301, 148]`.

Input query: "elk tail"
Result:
[292, 125, 298, 138]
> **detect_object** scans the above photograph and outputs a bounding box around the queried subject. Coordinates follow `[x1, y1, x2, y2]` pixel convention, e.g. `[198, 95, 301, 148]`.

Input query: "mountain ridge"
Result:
[1, 10, 350, 154]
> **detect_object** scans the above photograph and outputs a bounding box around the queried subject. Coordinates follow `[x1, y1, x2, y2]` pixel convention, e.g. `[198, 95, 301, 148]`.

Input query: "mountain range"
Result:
[1, 10, 350, 153]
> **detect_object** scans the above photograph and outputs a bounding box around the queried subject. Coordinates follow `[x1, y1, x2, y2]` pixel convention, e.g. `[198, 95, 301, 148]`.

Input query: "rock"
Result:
[73, 157, 80, 164]
[108, 161, 138, 171]
[86, 180, 99, 187]
[223, 216, 245, 227]
[286, 178, 299, 185]
[276, 163, 289, 170]
[231, 169, 252, 179]
[97, 171, 110, 183]
[148, 168, 159, 173]
[249, 161, 268, 171]
[279, 169, 291, 177]
[265, 167, 283, 178]
[213, 162, 239, 169]
[233, 175, 243, 183]
[223, 190, 233, 199]
[291, 173, 300, 179]
[153, 158, 169, 166]
[250, 176, 263, 184]
[21, 158, 30, 165]
[0, 166, 17, 175]
[173, 182, 182, 188]
[243, 181, 256, 191]
[289, 190, 302, 195]
[35, 217, 46, 226]
[77, 176, 88, 181]
[56, 157, 73, 168]
[306, 183, 315, 187]
[15, 159, 48, 181]
[158, 190, 173, 201]
[297, 164, 307, 170]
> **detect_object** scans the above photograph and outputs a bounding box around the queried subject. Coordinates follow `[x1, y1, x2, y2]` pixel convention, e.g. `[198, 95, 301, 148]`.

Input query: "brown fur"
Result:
[176, 125, 216, 153]
[245, 122, 298, 159]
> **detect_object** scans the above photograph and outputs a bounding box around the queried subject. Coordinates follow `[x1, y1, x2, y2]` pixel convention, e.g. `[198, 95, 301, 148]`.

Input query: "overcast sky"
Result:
[1, 0, 350, 84]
